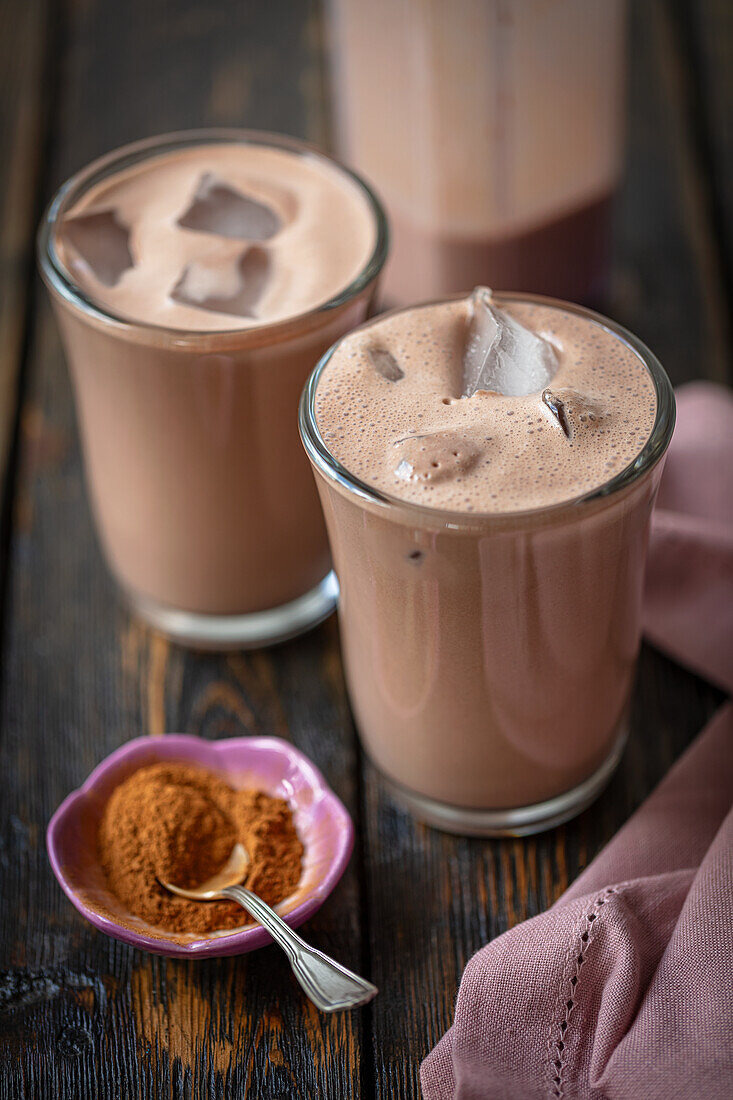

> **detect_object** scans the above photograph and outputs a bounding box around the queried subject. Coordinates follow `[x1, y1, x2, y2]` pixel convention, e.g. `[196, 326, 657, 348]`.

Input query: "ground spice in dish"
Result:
[97, 762, 303, 935]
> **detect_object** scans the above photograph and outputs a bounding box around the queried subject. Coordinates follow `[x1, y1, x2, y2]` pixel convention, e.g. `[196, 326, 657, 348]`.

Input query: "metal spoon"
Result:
[158, 843, 377, 1013]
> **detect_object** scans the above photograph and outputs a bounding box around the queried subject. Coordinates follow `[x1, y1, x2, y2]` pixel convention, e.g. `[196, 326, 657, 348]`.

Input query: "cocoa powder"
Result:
[97, 762, 303, 934]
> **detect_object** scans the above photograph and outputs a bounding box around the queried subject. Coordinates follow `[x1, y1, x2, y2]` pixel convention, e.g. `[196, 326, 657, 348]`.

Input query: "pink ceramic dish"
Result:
[47, 735, 354, 958]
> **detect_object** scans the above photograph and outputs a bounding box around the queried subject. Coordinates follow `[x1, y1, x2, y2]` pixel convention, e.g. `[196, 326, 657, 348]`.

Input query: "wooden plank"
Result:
[360, 2, 730, 1095]
[0, 1, 366, 1098]
[0, 0, 48, 515]
[677, 0, 733, 344]
[610, 0, 731, 385]
[651, 0, 731, 383]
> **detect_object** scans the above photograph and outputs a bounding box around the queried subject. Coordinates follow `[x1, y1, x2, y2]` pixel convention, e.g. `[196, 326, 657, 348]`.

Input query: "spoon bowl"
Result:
[159, 841, 377, 1012]
[160, 842, 250, 899]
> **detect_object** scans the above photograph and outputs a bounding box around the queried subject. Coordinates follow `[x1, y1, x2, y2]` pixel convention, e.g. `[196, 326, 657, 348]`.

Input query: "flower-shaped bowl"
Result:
[47, 735, 353, 957]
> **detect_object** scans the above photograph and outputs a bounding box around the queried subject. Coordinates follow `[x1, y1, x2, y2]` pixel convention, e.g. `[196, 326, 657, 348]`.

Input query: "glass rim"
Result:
[299, 291, 676, 526]
[37, 127, 389, 343]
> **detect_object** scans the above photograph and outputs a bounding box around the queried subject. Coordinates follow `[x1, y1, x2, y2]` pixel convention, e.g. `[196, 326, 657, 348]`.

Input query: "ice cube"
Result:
[368, 346, 404, 381]
[62, 209, 133, 287]
[171, 245, 270, 318]
[177, 173, 281, 241]
[462, 287, 558, 398]
[540, 387, 611, 439]
[392, 431, 481, 484]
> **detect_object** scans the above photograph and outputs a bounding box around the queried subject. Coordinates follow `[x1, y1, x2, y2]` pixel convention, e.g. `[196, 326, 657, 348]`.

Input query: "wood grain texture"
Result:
[609, 1, 731, 386]
[678, 0, 733, 322]
[0, 0, 49, 519]
[0, 1, 730, 1098]
[652, 0, 731, 383]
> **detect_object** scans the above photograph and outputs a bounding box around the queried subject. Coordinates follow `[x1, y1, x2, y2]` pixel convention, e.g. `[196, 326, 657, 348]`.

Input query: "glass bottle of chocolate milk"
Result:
[301, 290, 674, 835]
[39, 131, 387, 648]
[328, 0, 627, 306]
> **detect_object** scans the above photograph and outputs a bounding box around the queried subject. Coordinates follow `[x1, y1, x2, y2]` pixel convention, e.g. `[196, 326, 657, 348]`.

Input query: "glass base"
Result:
[125, 571, 339, 650]
[379, 727, 628, 837]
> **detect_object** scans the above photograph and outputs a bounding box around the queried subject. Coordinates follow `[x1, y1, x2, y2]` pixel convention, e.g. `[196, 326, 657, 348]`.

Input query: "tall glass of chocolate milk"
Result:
[301, 290, 674, 834]
[39, 130, 387, 648]
[328, 0, 626, 306]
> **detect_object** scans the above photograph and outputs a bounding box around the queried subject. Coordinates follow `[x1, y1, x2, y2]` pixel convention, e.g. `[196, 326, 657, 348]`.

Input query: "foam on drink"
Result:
[56, 143, 376, 330]
[315, 290, 657, 513]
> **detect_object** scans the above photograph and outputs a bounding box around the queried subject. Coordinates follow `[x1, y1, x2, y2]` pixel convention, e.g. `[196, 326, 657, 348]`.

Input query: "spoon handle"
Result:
[221, 884, 377, 1013]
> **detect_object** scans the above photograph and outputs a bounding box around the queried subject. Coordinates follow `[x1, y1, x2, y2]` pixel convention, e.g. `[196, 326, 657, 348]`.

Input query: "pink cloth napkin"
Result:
[421, 382, 733, 1100]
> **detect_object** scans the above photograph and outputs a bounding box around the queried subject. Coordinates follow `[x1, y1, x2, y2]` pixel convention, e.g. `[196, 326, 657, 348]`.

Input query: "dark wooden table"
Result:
[0, 2, 730, 1096]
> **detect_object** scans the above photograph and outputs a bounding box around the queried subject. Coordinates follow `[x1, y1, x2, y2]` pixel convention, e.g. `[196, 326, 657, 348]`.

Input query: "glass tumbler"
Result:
[39, 130, 388, 648]
[300, 294, 674, 835]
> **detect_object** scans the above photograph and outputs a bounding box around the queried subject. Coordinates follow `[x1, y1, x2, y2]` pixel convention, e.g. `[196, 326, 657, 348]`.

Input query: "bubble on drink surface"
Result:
[177, 173, 282, 241]
[171, 245, 271, 318]
[462, 287, 559, 398]
[392, 431, 481, 484]
[61, 209, 134, 287]
[367, 346, 404, 382]
[541, 387, 611, 439]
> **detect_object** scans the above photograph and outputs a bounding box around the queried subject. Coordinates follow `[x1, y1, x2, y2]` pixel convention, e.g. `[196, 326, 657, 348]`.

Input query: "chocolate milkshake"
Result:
[39, 131, 386, 647]
[328, 0, 626, 306]
[301, 291, 674, 834]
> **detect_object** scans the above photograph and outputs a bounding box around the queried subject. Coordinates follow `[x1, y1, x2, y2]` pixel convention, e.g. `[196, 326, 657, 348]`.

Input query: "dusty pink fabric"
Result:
[421, 383, 733, 1100]
[644, 382, 733, 694]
